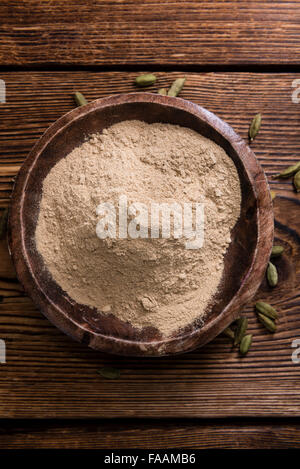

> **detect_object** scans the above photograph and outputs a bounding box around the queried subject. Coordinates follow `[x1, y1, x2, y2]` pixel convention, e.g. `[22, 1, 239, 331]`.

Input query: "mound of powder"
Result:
[35, 120, 241, 337]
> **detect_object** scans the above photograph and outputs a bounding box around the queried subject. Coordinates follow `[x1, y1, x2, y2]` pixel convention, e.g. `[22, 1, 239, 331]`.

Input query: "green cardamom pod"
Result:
[270, 190, 276, 201]
[158, 88, 167, 95]
[234, 316, 248, 346]
[249, 113, 261, 141]
[223, 327, 235, 340]
[294, 170, 300, 192]
[98, 367, 120, 379]
[271, 245, 284, 258]
[135, 74, 156, 87]
[167, 78, 186, 97]
[255, 301, 278, 320]
[258, 313, 277, 333]
[267, 261, 278, 287]
[240, 334, 252, 355]
[0, 208, 8, 240]
[74, 92, 88, 107]
[272, 161, 300, 179]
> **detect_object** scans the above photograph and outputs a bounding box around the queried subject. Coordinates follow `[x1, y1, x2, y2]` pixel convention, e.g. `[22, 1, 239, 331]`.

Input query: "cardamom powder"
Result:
[35, 120, 241, 337]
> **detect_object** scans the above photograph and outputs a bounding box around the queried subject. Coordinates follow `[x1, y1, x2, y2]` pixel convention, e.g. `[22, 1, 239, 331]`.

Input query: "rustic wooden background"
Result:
[1, 0, 300, 449]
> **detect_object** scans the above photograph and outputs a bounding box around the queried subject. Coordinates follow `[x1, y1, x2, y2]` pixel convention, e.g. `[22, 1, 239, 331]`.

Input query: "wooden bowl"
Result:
[8, 93, 274, 356]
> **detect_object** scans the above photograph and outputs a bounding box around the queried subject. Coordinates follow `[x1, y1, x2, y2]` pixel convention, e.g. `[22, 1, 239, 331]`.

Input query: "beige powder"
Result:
[35, 120, 241, 337]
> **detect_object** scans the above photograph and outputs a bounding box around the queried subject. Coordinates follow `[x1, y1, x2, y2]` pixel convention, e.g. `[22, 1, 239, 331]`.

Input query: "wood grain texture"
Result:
[0, 71, 300, 418]
[1, 1, 300, 67]
[1, 420, 300, 449]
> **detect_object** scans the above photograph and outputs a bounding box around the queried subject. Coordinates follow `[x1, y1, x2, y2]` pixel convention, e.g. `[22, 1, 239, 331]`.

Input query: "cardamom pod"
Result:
[223, 327, 235, 340]
[271, 245, 284, 258]
[255, 301, 278, 320]
[167, 78, 186, 97]
[267, 261, 278, 287]
[74, 92, 88, 107]
[249, 113, 261, 141]
[258, 313, 277, 333]
[272, 161, 300, 179]
[240, 334, 252, 355]
[0, 208, 8, 240]
[270, 190, 276, 201]
[234, 316, 248, 346]
[98, 367, 120, 379]
[294, 170, 300, 192]
[158, 88, 167, 95]
[135, 74, 156, 87]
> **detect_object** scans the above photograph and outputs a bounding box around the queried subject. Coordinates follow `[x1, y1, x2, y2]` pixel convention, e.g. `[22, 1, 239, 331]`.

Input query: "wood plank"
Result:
[0, 72, 300, 418]
[1, 1, 300, 66]
[1, 420, 300, 449]
[0, 71, 298, 196]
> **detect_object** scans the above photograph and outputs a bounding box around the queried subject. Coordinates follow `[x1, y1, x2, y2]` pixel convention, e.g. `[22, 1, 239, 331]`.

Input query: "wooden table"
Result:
[1, 1, 300, 449]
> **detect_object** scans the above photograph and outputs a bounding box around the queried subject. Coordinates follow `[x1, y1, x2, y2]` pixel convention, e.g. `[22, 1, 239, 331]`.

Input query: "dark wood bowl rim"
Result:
[8, 93, 274, 356]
